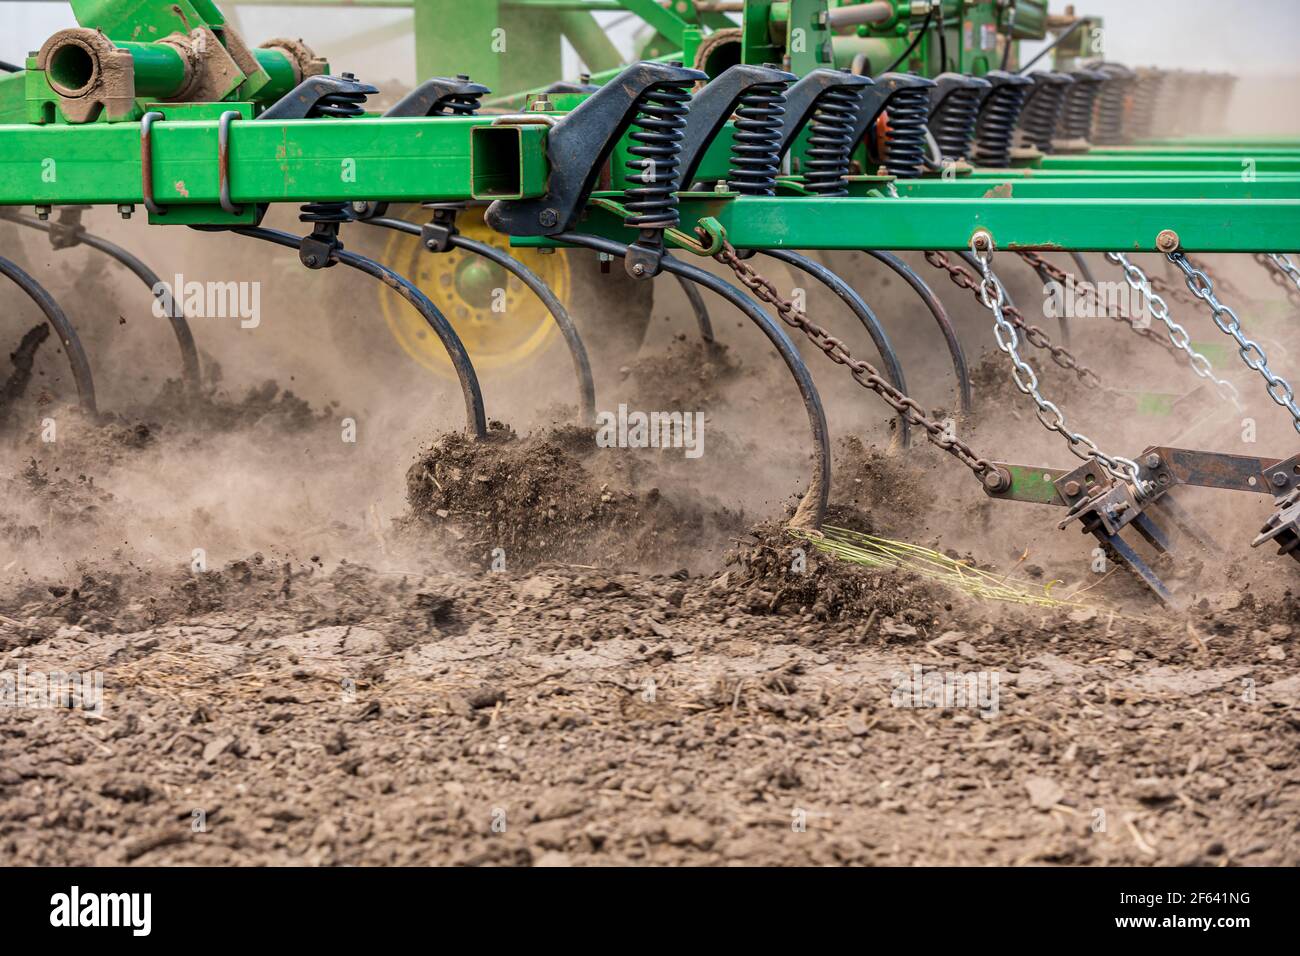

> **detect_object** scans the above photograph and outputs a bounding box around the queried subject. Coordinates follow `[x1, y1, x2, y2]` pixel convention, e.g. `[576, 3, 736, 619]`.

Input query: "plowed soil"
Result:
[3, 224, 1298, 866]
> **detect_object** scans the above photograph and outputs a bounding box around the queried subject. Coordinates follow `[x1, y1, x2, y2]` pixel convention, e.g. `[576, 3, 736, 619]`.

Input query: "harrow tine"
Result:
[1146, 493, 1221, 553]
[1129, 511, 1174, 555]
[0, 254, 97, 416]
[762, 248, 911, 447]
[451, 236, 595, 424]
[555, 231, 830, 531]
[363, 216, 595, 425]
[1104, 530, 1180, 608]
[2, 209, 201, 395]
[232, 226, 488, 439]
[862, 250, 972, 416]
[672, 274, 716, 346]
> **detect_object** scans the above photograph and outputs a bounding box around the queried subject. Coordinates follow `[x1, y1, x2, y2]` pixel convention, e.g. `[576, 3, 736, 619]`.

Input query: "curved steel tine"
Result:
[232, 226, 488, 439]
[862, 250, 972, 417]
[555, 232, 830, 531]
[763, 248, 911, 448]
[363, 217, 596, 426]
[0, 254, 97, 415]
[672, 274, 716, 345]
[1, 209, 202, 394]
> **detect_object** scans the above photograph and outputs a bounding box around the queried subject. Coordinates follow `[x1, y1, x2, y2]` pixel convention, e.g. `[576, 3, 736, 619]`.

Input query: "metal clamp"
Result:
[218, 110, 243, 215]
[140, 111, 166, 216]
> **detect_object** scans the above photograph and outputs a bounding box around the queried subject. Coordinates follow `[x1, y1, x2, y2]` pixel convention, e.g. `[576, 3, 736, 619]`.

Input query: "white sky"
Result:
[2, 1, 1297, 80]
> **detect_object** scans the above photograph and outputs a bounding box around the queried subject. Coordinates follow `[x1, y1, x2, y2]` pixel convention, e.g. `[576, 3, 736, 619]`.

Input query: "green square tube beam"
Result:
[0, 115, 549, 211]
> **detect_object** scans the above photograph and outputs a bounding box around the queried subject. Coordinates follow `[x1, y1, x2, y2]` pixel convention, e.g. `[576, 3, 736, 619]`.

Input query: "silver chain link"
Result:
[1169, 252, 1300, 436]
[1267, 253, 1300, 295]
[1105, 252, 1240, 407]
[973, 234, 1151, 495]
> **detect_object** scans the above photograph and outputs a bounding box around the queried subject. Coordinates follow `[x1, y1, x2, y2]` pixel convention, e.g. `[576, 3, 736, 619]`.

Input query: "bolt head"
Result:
[1063, 480, 1082, 498]
[1272, 471, 1289, 488]
[303, 255, 319, 267]
[983, 469, 1009, 493]
[538, 209, 559, 228]
[1144, 453, 1161, 469]
[632, 263, 647, 277]
[1156, 229, 1180, 253]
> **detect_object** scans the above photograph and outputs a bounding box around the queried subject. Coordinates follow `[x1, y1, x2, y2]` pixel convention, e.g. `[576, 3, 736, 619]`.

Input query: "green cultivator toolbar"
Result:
[2, 0, 1299, 606]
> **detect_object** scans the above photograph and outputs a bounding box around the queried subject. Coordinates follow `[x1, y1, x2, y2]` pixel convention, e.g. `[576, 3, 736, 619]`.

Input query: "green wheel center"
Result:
[453, 255, 507, 312]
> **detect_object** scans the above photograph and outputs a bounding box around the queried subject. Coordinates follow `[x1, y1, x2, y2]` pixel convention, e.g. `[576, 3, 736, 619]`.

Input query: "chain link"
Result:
[1255, 252, 1300, 309]
[1105, 252, 1240, 406]
[1016, 251, 1181, 358]
[970, 235, 1151, 494]
[923, 250, 1105, 390]
[1148, 271, 1199, 307]
[1169, 252, 1300, 436]
[709, 240, 998, 482]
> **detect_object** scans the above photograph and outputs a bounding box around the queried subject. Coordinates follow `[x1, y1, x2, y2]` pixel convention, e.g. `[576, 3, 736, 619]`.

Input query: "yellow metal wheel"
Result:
[376, 205, 571, 375]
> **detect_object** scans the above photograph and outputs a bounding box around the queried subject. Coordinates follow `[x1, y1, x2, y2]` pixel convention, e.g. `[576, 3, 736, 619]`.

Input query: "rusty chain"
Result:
[1254, 252, 1300, 310]
[709, 240, 1000, 485]
[1016, 251, 1183, 359]
[923, 250, 1105, 390]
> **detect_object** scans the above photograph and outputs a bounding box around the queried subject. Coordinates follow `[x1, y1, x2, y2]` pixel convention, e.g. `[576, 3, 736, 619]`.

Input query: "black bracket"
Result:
[48, 205, 89, 249]
[776, 68, 873, 158]
[486, 60, 706, 238]
[258, 74, 379, 121]
[678, 63, 796, 189]
[384, 75, 491, 117]
[419, 204, 463, 253]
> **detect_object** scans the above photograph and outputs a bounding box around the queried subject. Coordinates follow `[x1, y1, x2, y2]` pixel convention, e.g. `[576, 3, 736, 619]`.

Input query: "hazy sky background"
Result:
[3, 1, 1298, 82]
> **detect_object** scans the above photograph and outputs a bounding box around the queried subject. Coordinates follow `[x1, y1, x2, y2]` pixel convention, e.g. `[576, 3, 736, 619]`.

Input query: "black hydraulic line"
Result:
[0, 61, 22, 73]
[0, 254, 97, 414]
[363, 216, 595, 425]
[862, 250, 972, 416]
[555, 231, 831, 530]
[1017, 19, 1090, 75]
[762, 248, 911, 446]
[0, 210, 202, 392]
[879, 8, 933, 77]
[936, 1, 948, 73]
[673, 274, 716, 344]
[232, 226, 488, 438]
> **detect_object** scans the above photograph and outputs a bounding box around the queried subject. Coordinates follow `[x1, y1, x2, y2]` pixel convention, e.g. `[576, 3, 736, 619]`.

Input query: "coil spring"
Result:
[1056, 74, 1103, 141]
[310, 72, 370, 119]
[929, 86, 983, 163]
[1091, 72, 1132, 145]
[442, 74, 485, 116]
[300, 202, 354, 223]
[803, 85, 862, 196]
[623, 84, 692, 229]
[729, 81, 788, 196]
[303, 74, 372, 223]
[1018, 79, 1070, 153]
[879, 86, 929, 179]
[1127, 71, 1163, 140]
[973, 82, 1030, 168]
